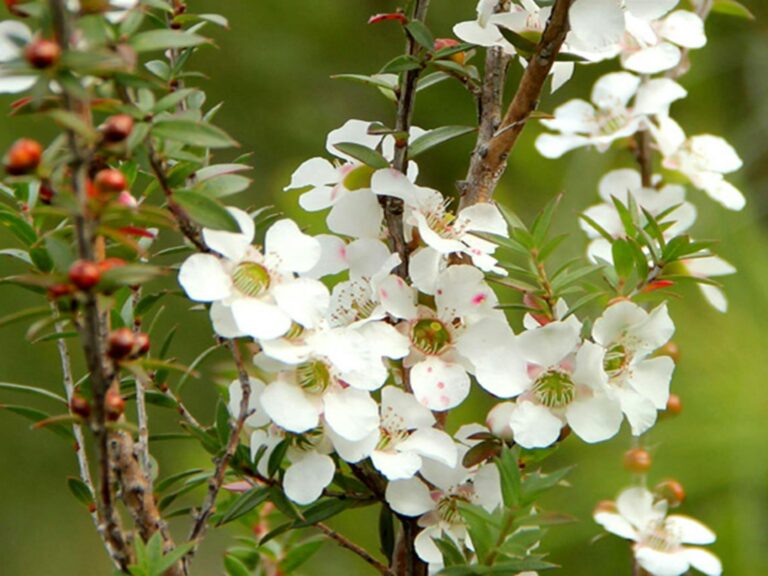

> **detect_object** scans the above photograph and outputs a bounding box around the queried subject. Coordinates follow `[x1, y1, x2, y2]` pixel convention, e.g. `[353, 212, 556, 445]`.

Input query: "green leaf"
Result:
[498, 28, 537, 55]
[1, 405, 74, 439]
[156, 468, 205, 494]
[332, 142, 390, 169]
[379, 505, 396, 562]
[611, 238, 635, 279]
[0, 381, 66, 404]
[130, 29, 209, 53]
[154, 541, 194, 575]
[193, 174, 251, 198]
[531, 194, 562, 246]
[433, 536, 466, 567]
[0, 306, 52, 330]
[280, 539, 324, 572]
[712, 0, 755, 19]
[173, 190, 240, 231]
[293, 499, 353, 528]
[100, 264, 167, 289]
[457, 503, 498, 563]
[380, 54, 422, 74]
[267, 438, 289, 477]
[224, 554, 252, 576]
[406, 20, 434, 50]
[331, 74, 398, 91]
[217, 486, 271, 526]
[67, 476, 94, 506]
[496, 446, 522, 508]
[152, 88, 199, 114]
[0, 209, 37, 246]
[152, 119, 238, 149]
[408, 125, 476, 158]
[521, 466, 573, 506]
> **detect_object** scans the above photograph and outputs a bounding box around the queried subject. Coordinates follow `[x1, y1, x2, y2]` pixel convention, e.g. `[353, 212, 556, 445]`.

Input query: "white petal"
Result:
[517, 320, 580, 368]
[327, 191, 384, 239]
[265, 219, 321, 273]
[701, 177, 745, 211]
[551, 61, 575, 92]
[382, 386, 435, 430]
[535, 133, 591, 158]
[398, 428, 458, 468]
[617, 487, 656, 529]
[202, 207, 254, 261]
[683, 548, 722, 575]
[698, 284, 728, 313]
[231, 297, 292, 340]
[372, 450, 423, 481]
[636, 547, 691, 576]
[272, 278, 330, 329]
[685, 255, 736, 278]
[457, 203, 507, 236]
[178, 254, 232, 302]
[283, 452, 335, 505]
[210, 301, 245, 338]
[326, 119, 381, 160]
[435, 264, 496, 318]
[666, 516, 716, 545]
[323, 388, 380, 441]
[453, 20, 505, 47]
[359, 321, 411, 360]
[630, 302, 676, 353]
[509, 401, 563, 449]
[473, 464, 503, 510]
[346, 238, 392, 278]
[690, 135, 743, 174]
[541, 99, 596, 134]
[661, 11, 707, 49]
[628, 356, 674, 409]
[298, 185, 337, 212]
[592, 72, 641, 110]
[228, 377, 269, 428]
[304, 234, 349, 279]
[285, 157, 338, 190]
[626, 0, 677, 20]
[260, 379, 319, 433]
[0, 75, 37, 94]
[566, 393, 623, 443]
[408, 246, 444, 295]
[328, 427, 379, 464]
[411, 358, 471, 412]
[599, 168, 643, 202]
[616, 387, 658, 436]
[624, 44, 681, 74]
[486, 402, 516, 441]
[414, 526, 444, 565]
[377, 274, 418, 320]
[0, 21, 30, 62]
[594, 511, 638, 540]
[385, 477, 434, 517]
[634, 78, 687, 116]
[569, 0, 626, 50]
[572, 341, 609, 391]
[593, 300, 649, 347]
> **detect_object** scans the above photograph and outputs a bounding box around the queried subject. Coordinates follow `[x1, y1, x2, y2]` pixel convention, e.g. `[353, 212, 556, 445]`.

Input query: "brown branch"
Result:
[315, 522, 394, 576]
[459, 0, 574, 209]
[385, 0, 431, 278]
[634, 128, 654, 188]
[183, 339, 252, 569]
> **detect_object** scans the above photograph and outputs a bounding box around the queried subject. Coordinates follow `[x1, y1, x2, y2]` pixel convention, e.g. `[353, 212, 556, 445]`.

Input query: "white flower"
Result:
[178, 209, 329, 341]
[68, 0, 138, 22]
[453, 0, 575, 92]
[0, 21, 36, 94]
[649, 115, 745, 211]
[592, 301, 676, 435]
[227, 377, 270, 428]
[503, 318, 624, 448]
[595, 487, 722, 576]
[386, 455, 502, 568]
[536, 73, 687, 159]
[372, 168, 508, 293]
[330, 386, 457, 481]
[580, 168, 697, 262]
[259, 370, 380, 443]
[680, 256, 736, 313]
[394, 265, 522, 411]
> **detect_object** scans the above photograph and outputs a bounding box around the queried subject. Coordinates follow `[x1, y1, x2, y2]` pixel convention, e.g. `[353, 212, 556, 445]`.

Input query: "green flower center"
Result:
[603, 343, 630, 378]
[411, 318, 452, 355]
[437, 494, 469, 525]
[297, 361, 331, 393]
[533, 370, 576, 408]
[232, 262, 271, 297]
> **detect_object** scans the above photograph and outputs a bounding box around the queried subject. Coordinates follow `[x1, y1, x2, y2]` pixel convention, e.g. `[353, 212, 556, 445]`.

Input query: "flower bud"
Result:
[39, 181, 55, 205]
[94, 168, 128, 196]
[47, 283, 74, 299]
[623, 447, 652, 473]
[101, 114, 134, 143]
[4, 138, 43, 175]
[655, 479, 686, 508]
[666, 393, 682, 415]
[434, 38, 465, 65]
[108, 327, 136, 360]
[68, 260, 101, 290]
[25, 39, 61, 69]
[69, 395, 91, 419]
[133, 332, 150, 357]
[105, 388, 125, 421]
[117, 190, 138, 209]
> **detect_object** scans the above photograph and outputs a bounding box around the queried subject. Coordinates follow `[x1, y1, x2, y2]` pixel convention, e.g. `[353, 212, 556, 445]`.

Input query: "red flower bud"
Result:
[655, 479, 686, 508]
[623, 447, 652, 473]
[434, 38, 465, 65]
[25, 39, 61, 69]
[105, 388, 125, 421]
[39, 182, 55, 205]
[101, 114, 134, 143]
[108, 327, 136, 360]
[94, 168, 128, 196]
[68, 260, 101, 291]
[69, 395, 91, 419]
[133, 332, 150, 357]
[47, 283, 74, 299]
[666, 393, 682, 415]
[4, 138, 43, 176]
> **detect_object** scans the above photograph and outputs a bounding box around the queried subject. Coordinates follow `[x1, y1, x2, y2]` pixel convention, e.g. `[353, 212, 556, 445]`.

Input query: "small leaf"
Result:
[0, 209, 37, 246]
[498, 27, 538, 54]
[217, 486, 271, 526]
[408, 125, 476, 158]
[332, 142, 390, 169]
[496, 446, 522, 508]
[293, 499, 354, 528]
[712, 0, 755, 19]
[173, 190, 240, 232]
[67, 476, 94, 506]
[224, 554, 252, 576]
[0, 381, 66, 404]
[612, 239, 635, 280]
[280, 539, 324, 572]
[380, 54, 422, 74]
[130, 30, 209, 53]
[152, 119, 237, 149]
[406, 20, 434, 50]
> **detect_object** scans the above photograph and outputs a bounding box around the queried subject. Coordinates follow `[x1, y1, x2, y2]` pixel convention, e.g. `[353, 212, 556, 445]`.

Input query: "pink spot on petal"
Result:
[440, 395, 450, 407]
[437, 381, 445, 390]
[396, 277, 405, 287]
[471, 248, 481, 255]
[380, 289, 389, 299]
[427, 366, 433, 373]
[419, 396, 429, 406]
[472, 293, 487, 305]
[339, 246, 347, 258]
[436, 289, 443, 295]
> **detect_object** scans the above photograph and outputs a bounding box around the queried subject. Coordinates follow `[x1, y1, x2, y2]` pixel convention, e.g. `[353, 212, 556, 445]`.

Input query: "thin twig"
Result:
[183, 339, 252, 569]
[459, 0, 574, 209]
[315, 522, 394, 576]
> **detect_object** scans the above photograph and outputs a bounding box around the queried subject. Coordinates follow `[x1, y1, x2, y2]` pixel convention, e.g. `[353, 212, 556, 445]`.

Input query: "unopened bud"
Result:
[101, 114, 134, 143]
[105, 388, 125, 421]
[94, 168, 128, 196]
[108, 327, 136, 360]
[655, 479, 686, 508]
[47, 283, 74, 299]
[133, 332, 150, 357]
[69, 395, 91, 419]
[623, 447, 652, 473]
[68, 260, 101, 290]
[25, 39, 61, 69]
[4, 138, 43, 175]
[666, 393, 682, 415]
[434, 38, 465, 65]
[39, 181, 55, 205]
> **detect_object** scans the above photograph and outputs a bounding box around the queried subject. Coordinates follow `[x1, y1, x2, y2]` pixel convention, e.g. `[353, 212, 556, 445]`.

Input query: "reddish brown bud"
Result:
[39, 182, 55, 205]
[94, 168, 128, 196]
[434, 38, 465, 65]
[4, 138, 43, 175]
[133, 332, 150, 356]
[108, 327, 136, 360]
[655, 479, 686, 508]
[47, 283, 74, 299]
[623, 447, 652, 473]
[68, 260, 101, 290]
[101, 114, 134, 143]
[666, 393, 682, 415]
[25, 39, 61, 69]
[105, 388, 125, 421]
[69, 395, 91, 419]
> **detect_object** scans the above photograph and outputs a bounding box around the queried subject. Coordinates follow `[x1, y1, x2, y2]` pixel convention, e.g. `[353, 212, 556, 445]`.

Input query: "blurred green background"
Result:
[0, 1, 766, 574]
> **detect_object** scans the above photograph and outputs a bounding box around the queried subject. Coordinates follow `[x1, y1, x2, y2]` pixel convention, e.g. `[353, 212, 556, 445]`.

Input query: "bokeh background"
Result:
[0, 1, 766, 574]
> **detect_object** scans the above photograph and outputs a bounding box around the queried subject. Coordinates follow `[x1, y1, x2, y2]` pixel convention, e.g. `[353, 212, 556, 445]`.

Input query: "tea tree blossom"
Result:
[0, 21, 36, 94]
[178, 209, 328, 340]
[536, 73, 687, 159]
[595, 487, 722, 576]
